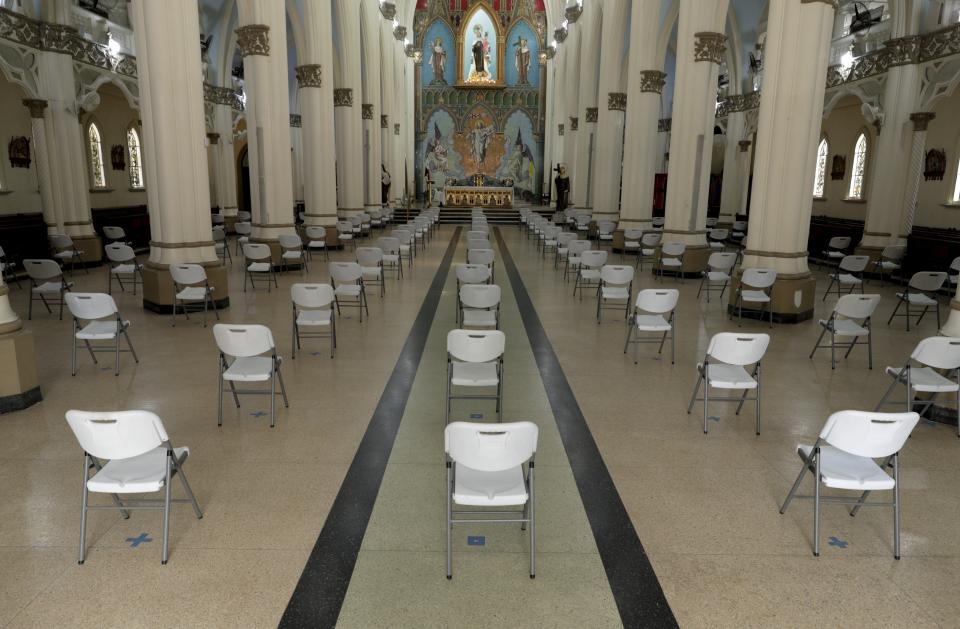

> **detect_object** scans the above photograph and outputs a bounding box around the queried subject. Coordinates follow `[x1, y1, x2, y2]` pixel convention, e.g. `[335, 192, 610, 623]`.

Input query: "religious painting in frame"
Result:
[456, 1, 505, 88]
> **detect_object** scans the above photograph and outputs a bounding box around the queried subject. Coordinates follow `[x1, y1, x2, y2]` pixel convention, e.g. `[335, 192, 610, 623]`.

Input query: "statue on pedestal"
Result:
[554, 164, 570, 211]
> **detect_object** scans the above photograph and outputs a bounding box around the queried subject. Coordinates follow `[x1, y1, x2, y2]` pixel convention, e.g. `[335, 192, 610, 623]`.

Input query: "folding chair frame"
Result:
[217, 350, 289, 428]
[809, 313, 873, 370]
[444, 355, 504, 424]
[686, 358, 762, 434]
[623, 310, 675, 365]
[71, 313, 139, 376]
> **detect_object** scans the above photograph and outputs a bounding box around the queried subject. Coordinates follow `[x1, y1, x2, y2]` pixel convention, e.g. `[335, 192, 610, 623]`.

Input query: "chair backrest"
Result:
[950, 256, 960, 272]
[467, 248, 495, 265]
[652, 217, 665, 228]
[103, 226, 125, 240]
[447, 329, 505, 363]
[291, 283, 335, 309]
[466, 230, 487, 240]
[356, 247, 383, 266]
[624, 229, 644, 240]
[706, 332, 770, 366]
[880, 245, 905, 262]
[66, 292, 118, 320]
[707, 252, 737, 271]
[237, 211, 252, 221]
[908, 271, 947, 292]
[838, 254, 870, 273]
[732, 220, 746, 231]
[243, 243, 271, 261]
[329, 261, 363, 283]
[0, 244, 6, 258]
[211, 214, 224, 225]
[460, 283, 501, 309]
[337, 221, 353, 234]
[601, 264, 634, 285]
[598, 221, 616, 234]
[819, 410, 919, 459]
[235, 221, 252, 236]
[49, 233, 74, 249]
[580, 250, 608, 269]
[445, 421, 538, 472]
[641, 232, 662, 247]
[392, 229, 412, 243]
[349, 215, 363, 227]
[105, 243, 135, 263]
[709, 228, 729, 240]
[635, 288, 679, 314]
[305, 226, 327, 240]
[661, 242, 685, 257]
[705, 217, 718, 227]
[23, 258, 62, 280]
[278, 233, 302, 249]
[567, 240, 591, 256]
[169, 263, 207, 286]
[741, 268, 777, 289]
[467, 238, 491, 250]
[377, 236, 400, 254]
[911, 336, 960, 370]
[213, 323, 276, 358]
[827, 236, 851, 250]
[65, 409, 168, 461]
[456, 263, 491, 284]
[557, 232, 576, 246]
[834, 293, 881, 320]
[212, 226, 226, 242]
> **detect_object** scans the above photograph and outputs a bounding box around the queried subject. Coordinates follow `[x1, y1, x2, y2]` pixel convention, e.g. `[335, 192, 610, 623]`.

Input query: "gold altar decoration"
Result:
[444, 186, 513, 209]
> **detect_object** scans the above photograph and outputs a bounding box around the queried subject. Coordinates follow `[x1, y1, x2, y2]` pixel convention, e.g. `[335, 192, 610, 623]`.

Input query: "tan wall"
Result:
[80, 83, 147, 209]
[915, 86, 960, 229]
[813, 95, 874, 222]
[0, 72, 41, 214]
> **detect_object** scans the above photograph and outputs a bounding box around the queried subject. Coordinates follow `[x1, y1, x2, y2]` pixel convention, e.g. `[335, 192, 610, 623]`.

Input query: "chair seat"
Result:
[580, 269, 601, 280]
[76, 320, 128, 340]
[544, 239, 557, 247]
[111, 263, 141, 274]
[820, 318, 868, 337]
[223, 356, 274, 382]
[307, 240, 327, 248]
[247, 262, 271, 273]
[360, 267, 382, 278]
[797, 445, 894, 491]
[383, 254, 400, 264]
[339, 234, 353, 241]
[599, 235, 613, 241]
[176, 286, 211, 301]
[703, 363, 757, 389]
[237, 236, 250, 246]
[296, 309, 332, 326]
[896, 292, 937, 306]
[335, 285, 362, 298]
[87, 446, 190, 494]
[33, 281, 70, 294]
[399, 245, 411, 253]
[833, 273, 861, 285]
[215, 242, 225, 251]
[877, 261, 900, 270]
[54, 250, 80, 259]
[705, 271, 730, 282]
[281, 251, 302, 260]
[709, 242, 725, 250]
[624, 241, 639, 249]
[740, 289, 771, 303]
[884, 366, 959, 393]
[824, 251, 845, 259]
[461, 310, 497, 327]
[661, 258, 682, 267]
[451, 362, 499, 387]
[634, 314, 671, 332]
[601, 287, 630, 300]
[641, 248, 656, 256]
[454, 463, 527, 506]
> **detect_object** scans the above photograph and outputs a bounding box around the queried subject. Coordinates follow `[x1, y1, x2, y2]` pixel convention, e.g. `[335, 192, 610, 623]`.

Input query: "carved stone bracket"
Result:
[289, 114, 301, 128]
[639, 70, 667, 93]
[22, 98, 47, 119]
[207, 132, 220, 144]
[295, 64, 322, 88]
[236, 25, 270, 57]
[558, 123, 564, 136]
[381, 115, 389, 128]
[658, 118, 672, 133]
[909, 111, 936, 131]
[394, 123, 400, 136]
[393, 25, 407, 41]
[361, 103, 374, 120]
[545, 46, 556, 60]
[334, 88, 353, 107]
[569, 117, 578, 131]
[585, 107, 598, 123]
[738, 140, 751, 153]
[379, 1, 396, 20]
[554, 27, 567, 44]
[564, 3, 583, 23]
[608, 92, 626, 111]
[693, 32, 727, 64]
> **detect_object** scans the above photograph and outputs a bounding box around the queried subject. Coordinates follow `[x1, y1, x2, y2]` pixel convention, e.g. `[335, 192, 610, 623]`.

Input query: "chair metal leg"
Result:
[529, 465, 536, 578]
[809, 325, 828, 361]
[270, 364, 276, 428]
[161, 452, 172, 564]
[893, 453, 901, 559]
[277, 362, 289, 407]
[446, 463, 453, 579]
[78, 454, 90, 564]
[813, 447, 821, 556]
[687, 371, 703, 414]
[703, 378, 709, 434]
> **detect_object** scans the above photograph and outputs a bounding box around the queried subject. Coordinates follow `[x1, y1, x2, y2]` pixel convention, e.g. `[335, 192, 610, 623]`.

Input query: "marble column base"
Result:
[0, 328, 41, 413]
[726, 272, 817, 324]
[142, 263, 230, 313]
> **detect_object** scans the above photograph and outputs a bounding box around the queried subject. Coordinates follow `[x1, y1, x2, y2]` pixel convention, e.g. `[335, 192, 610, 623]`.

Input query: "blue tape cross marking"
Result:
[707, 416, 720, 422]
[827, 536, 848, 549]
[126, 533, 153, 548]
[467, 536, 485, 546]
[470, 412, 484, 419]
[250, 411, 267, 418]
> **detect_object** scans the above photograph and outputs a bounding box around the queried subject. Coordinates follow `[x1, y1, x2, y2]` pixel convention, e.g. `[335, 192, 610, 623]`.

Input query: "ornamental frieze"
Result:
[693, 32, 727, 64]
[569, 117, 578, 131]
[419, 86, 540, 116]
[295, 64, 322, 88]
[236, 24, 270, 57]
[716, 91, 760, 117]
[639, 70, 666, 93]
[585, 107, 598, 123]
[362, 103, 374, 120]
[608, 92, 626, 111]
[203, 83, 244, 112]
[334, 88, 353, 107]
[919, 22, 960, 63]
[884, 35, 922, 67]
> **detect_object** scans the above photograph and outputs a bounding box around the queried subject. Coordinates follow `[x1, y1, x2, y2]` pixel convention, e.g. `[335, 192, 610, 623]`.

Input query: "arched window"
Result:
[847, 132, 868, 200]
[87, 122, 106, 188]
[127, 126, 143, 189]
[813, 137, 828, 198]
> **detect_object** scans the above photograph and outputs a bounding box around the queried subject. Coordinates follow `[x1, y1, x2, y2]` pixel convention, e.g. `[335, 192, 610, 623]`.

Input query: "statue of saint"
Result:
[555, 164, 571, 212]
[514, 36, 531, 85]
[468, 120, 496, 168]
[470, 25, 486, 78]
[429, 38, 446, 84]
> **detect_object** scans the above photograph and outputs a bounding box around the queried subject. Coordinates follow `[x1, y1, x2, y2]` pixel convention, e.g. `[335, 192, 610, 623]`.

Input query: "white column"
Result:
[898, 112, 933, 238]
[718, 106, 749, 223]
[22, 99, 62, 234]
[663, 0, 729, 248]
[542, 55, 557, 200]
[209, 94, 239, 217]
[299, 0, 338, 227]
[334, 0, 364, 215]
[236, 0, 296, 242]
[570, 3, 601, 211]
[590, 0, 629, 220]
[560, 26, 581, 170]
[290, 116, 304, 205]
[742, 0, 835, 279]
[361, 0, 382, 214]
[379, 21, 395, 206]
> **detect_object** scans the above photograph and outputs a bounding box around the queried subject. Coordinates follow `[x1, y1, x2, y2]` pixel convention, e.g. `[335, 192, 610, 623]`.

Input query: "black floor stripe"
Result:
[279, 227, 462, 628]
[494, 227, 678, 628]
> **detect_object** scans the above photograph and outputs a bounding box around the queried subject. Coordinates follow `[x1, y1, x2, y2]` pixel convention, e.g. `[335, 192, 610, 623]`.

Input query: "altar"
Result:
[444, 186, 513, 209]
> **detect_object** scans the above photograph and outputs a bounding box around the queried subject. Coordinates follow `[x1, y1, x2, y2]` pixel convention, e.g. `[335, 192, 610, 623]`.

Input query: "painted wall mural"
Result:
[415, 0, 546, 202]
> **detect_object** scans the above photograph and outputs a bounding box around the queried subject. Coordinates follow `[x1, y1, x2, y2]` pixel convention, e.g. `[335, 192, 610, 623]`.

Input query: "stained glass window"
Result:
[848, 132, 867, 200]
[127, 127, 143, 189]
[87, 123, 105, 188]
[813, 138, 828, 198]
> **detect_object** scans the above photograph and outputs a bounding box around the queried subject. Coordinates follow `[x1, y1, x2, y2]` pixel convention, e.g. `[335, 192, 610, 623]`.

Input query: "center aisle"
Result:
[335, 225, 620, 627]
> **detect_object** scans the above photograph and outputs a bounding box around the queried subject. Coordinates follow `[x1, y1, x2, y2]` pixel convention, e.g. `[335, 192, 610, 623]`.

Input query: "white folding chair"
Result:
[564, 240, 591, 281]
[242, 243, 277, 292]
[597, 221, 615, 248]
[445, 329, 505, 424]
[169, 264, 218, 327]
[875, 336, 960, 435]
[656, 242, 686, 283]
[467, 248, 495, 281]
[687, 332, 770, 434]
[652, 216, 666, 230]
[779, 410, 919, 558]
[733, 268, 778, 327]
[67, 409, 202, 565]
[65, 293, 138, 376]
[705, 217, 718, 228]
[212, 226, 232, 265]
[329, 261, 369, 321]
[949, 256, 960, 289]
[821, 235, 851, 267]
[574, 250, 607, 299]
[104, 244, 143, 295]
[468, 237, 491, 253]
[455, 264, 492, 322]
[102, 225, 130, 245]
[870, 245, 904, 286]
[377, 236, 403, 279]
[337, 220, 356, 250]
[459, 284, 501, 330]
[707, 228, 728, 250]
[391, 229, 414, 268]
[234, 221, 252, 255]
[356, 246, 385, 297]
[823, 254, 869, 301]
[278, 233, 308, 275]
[466, 230, 487, 241]
[555, 232, 576, 269]
[50, 233, 87, 274]
[697, 252, 737, 303]
[636, 232, 662, 270]
[810, 294, 881, 370]
[211, 213, 224, 227]
[349, 215, 363, 240]
[624, 288, 679, 364]
[445, 421, 538, 579]
[236, 210, 252, 221]
[886, 271, 947, 331]
[304, 226, 330, 261]
[597, 264, 634, 322]
[23, 258, 73, 319]
[214, 324, 288, 427]
[621, 228, 644, 262]
[291, 283, 336, 359]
